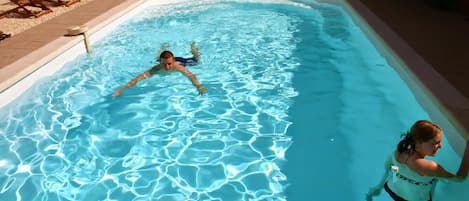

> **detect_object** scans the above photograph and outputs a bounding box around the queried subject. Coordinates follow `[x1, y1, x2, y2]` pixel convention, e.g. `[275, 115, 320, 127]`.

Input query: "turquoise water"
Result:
[0, 1, 467, 200]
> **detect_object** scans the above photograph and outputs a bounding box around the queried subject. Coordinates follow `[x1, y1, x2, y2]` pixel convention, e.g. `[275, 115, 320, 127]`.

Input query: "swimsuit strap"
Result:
[395, 172, 437, 186]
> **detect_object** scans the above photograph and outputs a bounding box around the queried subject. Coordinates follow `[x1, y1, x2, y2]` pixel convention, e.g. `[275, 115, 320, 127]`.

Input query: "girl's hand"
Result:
[365, 186, 381, 201]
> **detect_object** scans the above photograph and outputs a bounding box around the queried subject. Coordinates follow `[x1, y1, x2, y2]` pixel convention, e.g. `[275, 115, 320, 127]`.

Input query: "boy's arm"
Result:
[113, 66, 159, 97]
[176, 65, 206, 94]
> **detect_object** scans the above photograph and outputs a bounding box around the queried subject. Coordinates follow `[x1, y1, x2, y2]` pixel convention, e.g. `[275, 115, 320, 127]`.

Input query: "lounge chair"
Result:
[0, 0, 53, 19]
[46, 0, 80, 7]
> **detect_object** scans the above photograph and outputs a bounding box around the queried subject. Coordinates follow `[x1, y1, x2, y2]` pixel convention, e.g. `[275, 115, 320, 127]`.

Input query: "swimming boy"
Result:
[112, 42, 206, 98]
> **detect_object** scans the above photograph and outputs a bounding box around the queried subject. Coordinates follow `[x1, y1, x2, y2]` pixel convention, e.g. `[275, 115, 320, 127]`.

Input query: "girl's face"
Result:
[416, 131, 442, 157]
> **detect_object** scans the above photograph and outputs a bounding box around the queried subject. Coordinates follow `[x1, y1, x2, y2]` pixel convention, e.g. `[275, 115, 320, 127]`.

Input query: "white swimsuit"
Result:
[386, 153, 437, 201]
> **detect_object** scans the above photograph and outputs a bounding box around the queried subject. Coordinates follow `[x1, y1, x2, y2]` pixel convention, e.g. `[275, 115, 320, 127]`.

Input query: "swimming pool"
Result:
[0, 0, 468, 200]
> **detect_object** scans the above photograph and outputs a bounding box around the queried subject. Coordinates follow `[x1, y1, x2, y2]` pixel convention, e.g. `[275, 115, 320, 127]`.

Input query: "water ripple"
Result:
[0, 1, 301, 200]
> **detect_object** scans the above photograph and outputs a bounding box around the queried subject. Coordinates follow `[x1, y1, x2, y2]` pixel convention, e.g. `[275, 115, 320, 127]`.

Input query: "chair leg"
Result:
[2, 0, 53, 18]
[17, 5, 37, 18]
[27, 1, 53, 18]
[0, 6, 34, 19]
[60, 0, 80, 7]
[45, 0, 80, 7]
[0, 7, 19, 19]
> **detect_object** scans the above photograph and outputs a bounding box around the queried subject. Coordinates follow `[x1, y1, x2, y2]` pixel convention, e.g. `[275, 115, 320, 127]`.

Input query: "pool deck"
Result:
[0, 0, 468, 137]
[0, 0, 137, 90]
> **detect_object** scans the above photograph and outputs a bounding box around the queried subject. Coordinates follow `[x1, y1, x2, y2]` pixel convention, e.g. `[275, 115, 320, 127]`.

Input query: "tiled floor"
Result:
[0, 0, 468, 135]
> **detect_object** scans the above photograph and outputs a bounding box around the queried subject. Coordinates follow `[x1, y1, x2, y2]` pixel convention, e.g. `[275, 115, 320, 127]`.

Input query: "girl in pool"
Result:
[367, 120, 469, 201]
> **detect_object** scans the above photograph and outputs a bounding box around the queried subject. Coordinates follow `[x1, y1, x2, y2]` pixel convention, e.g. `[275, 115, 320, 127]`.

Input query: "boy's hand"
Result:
[112, 88, 123, 98]
[197, 85, 206, 95]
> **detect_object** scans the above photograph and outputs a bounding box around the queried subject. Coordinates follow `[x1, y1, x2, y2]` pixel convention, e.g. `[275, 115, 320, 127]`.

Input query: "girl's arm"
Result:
[415, 141, 469, 181]
[366, 154, 392, 200]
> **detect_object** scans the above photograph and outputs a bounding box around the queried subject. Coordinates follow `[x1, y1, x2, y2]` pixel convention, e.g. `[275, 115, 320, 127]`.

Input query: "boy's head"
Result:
[159, 51, 175, 71]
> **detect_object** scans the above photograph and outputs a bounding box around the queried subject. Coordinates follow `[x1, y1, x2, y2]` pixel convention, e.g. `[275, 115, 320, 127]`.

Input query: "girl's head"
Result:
[397, 120, 442, 156]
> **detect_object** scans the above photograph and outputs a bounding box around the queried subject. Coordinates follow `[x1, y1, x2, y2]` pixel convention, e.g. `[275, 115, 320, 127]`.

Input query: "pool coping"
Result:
[0, 0, 468, 153]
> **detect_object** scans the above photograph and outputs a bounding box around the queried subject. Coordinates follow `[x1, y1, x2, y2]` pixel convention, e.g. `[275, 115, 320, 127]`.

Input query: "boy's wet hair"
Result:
[159, 51, 174, 59]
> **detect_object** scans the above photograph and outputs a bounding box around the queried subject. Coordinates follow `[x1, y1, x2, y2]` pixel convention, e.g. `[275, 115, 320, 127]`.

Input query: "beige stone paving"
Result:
[0, 0, 95, 36]
[0, 0, 129, 69]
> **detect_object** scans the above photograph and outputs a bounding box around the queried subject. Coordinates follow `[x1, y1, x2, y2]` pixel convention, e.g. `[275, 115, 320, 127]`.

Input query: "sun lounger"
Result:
[0, 0, 53, 19]
[46, 0, 80, 7]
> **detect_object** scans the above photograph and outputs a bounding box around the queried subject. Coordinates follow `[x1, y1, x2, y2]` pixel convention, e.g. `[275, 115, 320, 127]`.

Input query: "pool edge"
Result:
[340, 0, 469, 154]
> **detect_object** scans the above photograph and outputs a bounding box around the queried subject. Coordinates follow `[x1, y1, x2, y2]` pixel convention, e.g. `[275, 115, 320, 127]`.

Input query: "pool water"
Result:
[0, 0, 468, 200]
